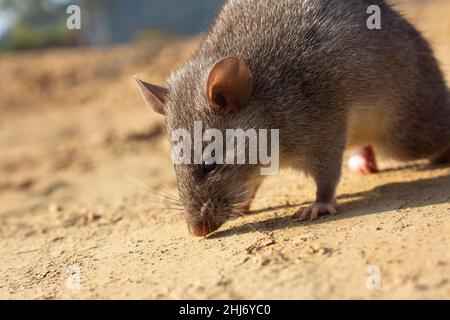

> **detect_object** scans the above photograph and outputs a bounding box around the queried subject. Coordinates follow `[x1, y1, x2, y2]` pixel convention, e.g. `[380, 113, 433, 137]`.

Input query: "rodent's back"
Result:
[199, 0, 446, 98]
[199, 0, 387, 103]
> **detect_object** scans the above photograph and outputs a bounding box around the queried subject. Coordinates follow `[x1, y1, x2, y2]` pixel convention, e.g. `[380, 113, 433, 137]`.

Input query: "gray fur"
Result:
[162, 0, 450, 231]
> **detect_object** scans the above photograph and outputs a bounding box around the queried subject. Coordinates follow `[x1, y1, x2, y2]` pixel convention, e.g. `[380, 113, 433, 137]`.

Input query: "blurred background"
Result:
[0, 0, 448, 51]
[0, 0, 449, 300]
[0, 0, 224, 50]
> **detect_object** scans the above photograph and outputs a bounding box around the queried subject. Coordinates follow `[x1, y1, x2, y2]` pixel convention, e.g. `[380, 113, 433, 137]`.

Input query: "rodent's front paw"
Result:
[292, 202, 337, 221]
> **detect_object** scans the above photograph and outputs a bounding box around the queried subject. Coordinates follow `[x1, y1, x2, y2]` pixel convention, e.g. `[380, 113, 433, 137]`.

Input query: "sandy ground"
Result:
[1, 1, 450, 299]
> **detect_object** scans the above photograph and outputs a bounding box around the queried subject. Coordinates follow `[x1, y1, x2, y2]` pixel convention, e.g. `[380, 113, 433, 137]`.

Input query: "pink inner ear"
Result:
[212, 92, 228, 109]
[148, 84, 168, 104]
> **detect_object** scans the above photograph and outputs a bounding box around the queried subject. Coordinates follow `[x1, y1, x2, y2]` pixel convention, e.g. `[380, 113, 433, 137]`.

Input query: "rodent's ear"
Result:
[134, 76, 167, 115]
[206, 57, 253, 113]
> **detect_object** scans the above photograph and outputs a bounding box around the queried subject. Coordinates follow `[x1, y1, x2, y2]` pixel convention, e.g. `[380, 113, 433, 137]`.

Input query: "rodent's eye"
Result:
[202, 158, 217, 175]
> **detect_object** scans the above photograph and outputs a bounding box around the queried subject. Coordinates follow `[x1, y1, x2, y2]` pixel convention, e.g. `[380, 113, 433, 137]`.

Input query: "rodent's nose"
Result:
[187, 219, 219, 237]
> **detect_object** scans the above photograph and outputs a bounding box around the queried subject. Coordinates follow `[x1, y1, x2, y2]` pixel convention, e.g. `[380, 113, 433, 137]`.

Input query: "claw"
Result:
[293, 201, 338, 221]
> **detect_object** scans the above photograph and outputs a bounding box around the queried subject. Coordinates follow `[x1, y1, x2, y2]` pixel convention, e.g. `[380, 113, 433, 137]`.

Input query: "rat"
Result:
[135, 0, 450, 237]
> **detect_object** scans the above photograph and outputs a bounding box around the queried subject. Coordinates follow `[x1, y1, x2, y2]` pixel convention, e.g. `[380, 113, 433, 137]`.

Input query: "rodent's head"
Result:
[135, 57, 264, 237]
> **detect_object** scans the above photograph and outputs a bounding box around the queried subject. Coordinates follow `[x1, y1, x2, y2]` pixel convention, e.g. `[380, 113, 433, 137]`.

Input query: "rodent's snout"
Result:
[185, 199, 224, 237]
[187, 218, 220, 237]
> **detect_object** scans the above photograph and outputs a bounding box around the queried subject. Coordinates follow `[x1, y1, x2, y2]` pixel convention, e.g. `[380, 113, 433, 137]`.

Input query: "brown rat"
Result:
[135, 0, 450, 236]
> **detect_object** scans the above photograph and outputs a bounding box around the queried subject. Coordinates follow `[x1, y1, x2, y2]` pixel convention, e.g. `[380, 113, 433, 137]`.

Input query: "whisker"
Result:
[151, 207, 185, 211]
[139, 195, 183, 206]
[141, 200, 183, 210]
[127, 177, 179, 198]
[165, 211, 185, 217]
[154, 189, 181, 202]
